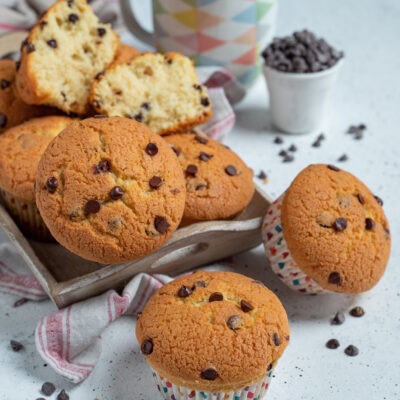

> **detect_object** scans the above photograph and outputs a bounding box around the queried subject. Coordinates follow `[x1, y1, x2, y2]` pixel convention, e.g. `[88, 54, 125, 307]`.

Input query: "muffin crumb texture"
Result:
[136, 271, 290, 392]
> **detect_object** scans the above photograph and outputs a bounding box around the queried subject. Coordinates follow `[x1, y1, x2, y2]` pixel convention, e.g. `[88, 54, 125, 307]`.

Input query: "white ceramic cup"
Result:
[263, 59, 344, 134]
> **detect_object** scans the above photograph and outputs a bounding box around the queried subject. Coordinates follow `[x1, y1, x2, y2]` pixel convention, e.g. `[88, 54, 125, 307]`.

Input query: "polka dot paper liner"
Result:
[151, 367, 274, 400]
[262, 194, 329, 295]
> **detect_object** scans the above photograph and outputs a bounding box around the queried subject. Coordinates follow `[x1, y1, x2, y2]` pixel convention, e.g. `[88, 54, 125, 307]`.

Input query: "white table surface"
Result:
[1, 0, 400, 399]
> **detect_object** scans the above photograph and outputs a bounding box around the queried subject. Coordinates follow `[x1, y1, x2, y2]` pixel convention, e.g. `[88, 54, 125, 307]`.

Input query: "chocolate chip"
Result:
[154, 216, 170, 234]
[57, 389, 69, 400]
[274, 136, 283, 144]
[193, 280, 207, 289]
[110, 186, 124, 200]
[279, 150, 287, 157]
[195, 184, 207, 191]
[10, 340, 24, 352]
[288, 144, 297, 152]
[45, 177, 58, 193]
[186, 164, 198, 176]
[1, 79, 10, 89]
[97, 27, 106, 37]
[41, 382, 56, 396]
[149, 176, 162, 189]
[193, 84, 202, 91]
[145, 143, 158, 156]
[240, 300, 254, 313]
[267, 363, 273, 371]
[333, 217, 347, 231]
[283, 154, 294, 162]
[47, 39, 57, 48]
[225, 165, 237, 176]
[349, 306, 365, 317]
[199, 152, 213, 161]
[331, 311, 345, 325]
[13, 298, 29, 307]
[141, 339, 153, 355]
[171, 188, 180, 195]
[134, 112, 143, 122]
[338, 154, 348, 162]
[227, 315, 242, 331]
[209, 292, 223, 302]
[171, 146, 180, 156]
[312, 133, 325, 147]
[357, 193, 364, 205]
[327, 164, 340, 171]
[94, 160, 110, 173]
[374, 195, 383, 206]
[0, 113, 7, 128]
[177, 285, 192, 298]
[257, 170, 267, 180]
[201, 368, 218, 381]
[26, 43, 35, 53]
[68, 13, 79, 23]
[85, 199, 101, 214]
[141, 102, 150, 110]
[328, 272, 341, 285]
[95, 71, 105, 79]
[201, 97, 210, 107]
[326, 339, 340, 349]
[194, 135, 208, 144]
[344, 345, 359, 357]
[365, 218, 375, 230]
[273, 332, 281, 346]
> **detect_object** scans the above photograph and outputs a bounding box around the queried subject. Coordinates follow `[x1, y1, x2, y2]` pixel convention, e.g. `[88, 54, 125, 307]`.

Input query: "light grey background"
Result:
[1, 0, 400, 399]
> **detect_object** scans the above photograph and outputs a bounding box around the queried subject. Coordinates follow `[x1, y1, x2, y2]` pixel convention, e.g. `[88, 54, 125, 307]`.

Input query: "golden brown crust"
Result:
[111, 43, 140, 66]
[164, 133, 254, 223]
[35, 116, 186, 264]
[0, 60, 57, 132]
[136, 271, 290, 391]
[0, 116, 76, 203]
[282, 164, 391, 293]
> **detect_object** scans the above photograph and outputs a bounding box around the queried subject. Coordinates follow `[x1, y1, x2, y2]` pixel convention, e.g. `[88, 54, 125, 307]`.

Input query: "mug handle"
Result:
[119, 0, 154, 46]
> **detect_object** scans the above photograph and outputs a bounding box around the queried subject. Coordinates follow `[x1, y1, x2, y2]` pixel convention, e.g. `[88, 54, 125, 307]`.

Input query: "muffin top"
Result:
[164, 133, 255, 223]
[0, 116, 75, 202]
[35, 116, 186, 264]
[136, 270, 290, 392]
[282, 164, 391, 293]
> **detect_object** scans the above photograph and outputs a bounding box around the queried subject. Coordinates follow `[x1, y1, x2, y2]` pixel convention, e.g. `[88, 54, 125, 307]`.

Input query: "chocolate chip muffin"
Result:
[0, 116, 76, 240]
[164, 133, 255, 224]
[136, 270, 290, 398]
[89, 52, 212, 135]
[262, 164, 391, 294]
[35, 116, 186, 263]
[16, 0, 120, 115]
[0, 60, 56, 133]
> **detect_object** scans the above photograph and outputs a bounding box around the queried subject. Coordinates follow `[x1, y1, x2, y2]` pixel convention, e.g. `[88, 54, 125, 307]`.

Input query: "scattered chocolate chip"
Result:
[171, 188, 180, 195]
[1, 79, 10, 89]
[338, 154, 348, 162]
[327, 164, 340, 171]
[274, 136, 283, 144]
[145, 143, 158, 156]
[279, 150, 287, 157]
[149, 176, 162, 189]
[209, 292, 223, 302]
[85, 199, 101, 214]
[267, 363, 273, 371]
[68, 13, 79, 23]
[141, 102, 150, 110]
[326, 339, 340, 349]
[45, 177, 58, 193]
[0, 113, 8, 128]
[354, 131, 363, 140]
[95, 71, 105, 79]
[154, 216, 170, 234]
[333, 217, 347, 231]
[199, 152, 213, 161]
[374, 195, 383, 206]
[26, 42, 35, 53]
[141, 339, 153, 355]
[186, 164, 198, 176]
[193, 280, 207, 289]
[225, 165, 237, 176]
[195, 184, 207, 191]
[273, 333, 281, 346]
[110, 186, 124, 200]
[97, 27, 106, 37]
[134, 112, 143, 122]
[47, 39, 57, 48]
[331, 311, 345, 325]
[13, 298, 29, 307]
[240, 300, 254, 313]
[357, 193, 364, 205]
[328, 272, 341, 285]
[344, 345, 359, 357]
[257, 170, 267, 180]
[201, 97, 210, 107]
[177, 285, 192, 298]
[94, 160, 110, 173]
[10, 340, 24, 352]
[349, 306, 365, 317]
[227, 315, 242, 331]
[193, 84, 202, 91]
[312, 133, 325, 147]
[194, 135, 208, 144]
[283, 154, 294, 163]
[57, 389, 69, 400]
[365, 218, 375, 230]
[201, 368, 218, 381]
[41, 382, 56, 396]
[171, 146, 180, 156]
[288, 144, 297, 152]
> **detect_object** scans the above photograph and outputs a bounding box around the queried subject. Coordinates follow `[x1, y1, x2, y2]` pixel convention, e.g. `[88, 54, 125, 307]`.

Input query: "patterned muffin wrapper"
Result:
[151, 368, 274, 400]
[262, 194, 329, 295]
[1, 189, 53, 242]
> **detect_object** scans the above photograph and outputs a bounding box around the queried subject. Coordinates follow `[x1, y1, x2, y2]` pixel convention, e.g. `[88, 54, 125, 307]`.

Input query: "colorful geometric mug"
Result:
[120, 0, 278, 87]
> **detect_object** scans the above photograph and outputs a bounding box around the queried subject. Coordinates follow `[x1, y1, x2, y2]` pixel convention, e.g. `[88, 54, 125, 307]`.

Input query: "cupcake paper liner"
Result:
[262, 194, 329, 294]
[151, 368, 274, 400]
[1, 189, 53, 242]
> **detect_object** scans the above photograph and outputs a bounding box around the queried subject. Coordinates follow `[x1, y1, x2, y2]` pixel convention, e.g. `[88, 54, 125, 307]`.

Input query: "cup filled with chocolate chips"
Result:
[262, 29, 344, 134]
